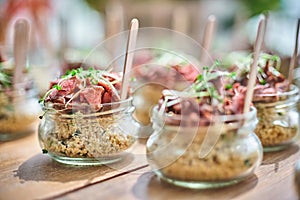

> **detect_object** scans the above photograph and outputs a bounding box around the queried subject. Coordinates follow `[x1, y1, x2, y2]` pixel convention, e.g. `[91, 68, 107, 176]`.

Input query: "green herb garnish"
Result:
[52, 84, 62, 90]
[259, 79, 267, 85]
[225, 84, 233, 90]
[39, 67, 120, 105]
[196, 74, 203, 81]
[229, 72, 237, 80]
[202, 66, 209, 70]
[0, 65, 12, 88]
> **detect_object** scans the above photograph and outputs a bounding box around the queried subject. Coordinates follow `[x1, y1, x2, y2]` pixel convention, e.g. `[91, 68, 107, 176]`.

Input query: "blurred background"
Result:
[0, 0, 299, 92]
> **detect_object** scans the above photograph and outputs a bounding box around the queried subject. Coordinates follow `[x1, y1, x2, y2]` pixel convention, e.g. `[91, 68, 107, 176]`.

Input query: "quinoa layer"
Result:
[41, 115, 136, 158]
[147, 126, 260, 181]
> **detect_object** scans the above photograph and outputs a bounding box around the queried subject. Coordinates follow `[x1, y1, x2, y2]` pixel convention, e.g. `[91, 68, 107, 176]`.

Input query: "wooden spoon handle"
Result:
[201, 15, 216, 65]
[120, 18, 139, 100]
[13, 18, 30, 86]
[243, 16, 266, 113]
[288, 18, 300, 89]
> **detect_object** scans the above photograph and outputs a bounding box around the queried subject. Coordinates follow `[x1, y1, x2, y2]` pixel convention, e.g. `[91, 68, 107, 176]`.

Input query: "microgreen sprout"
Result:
[52, 84, 62, 90]
[0, 63, 12, 88]
[161, 62, 233, 110]
[221, 53, 283, 86]
[225, 84, 233, 90]
[39, 68, 121, 106]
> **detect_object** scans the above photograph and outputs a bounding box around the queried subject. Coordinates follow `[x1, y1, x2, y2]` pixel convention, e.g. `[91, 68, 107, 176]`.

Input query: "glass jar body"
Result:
[38, 98, 137, 165]
[0, 87, 40, 141]
[132, 64, 197, 138]
[254, 85, 300, 152]
[146, 108, 263, 189]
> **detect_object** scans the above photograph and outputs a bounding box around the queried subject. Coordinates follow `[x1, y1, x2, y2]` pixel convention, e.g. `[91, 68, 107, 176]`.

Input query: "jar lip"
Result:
[152, 105, 257, 123]
[42, 96, 133, 115]
[253, 84, 299, 98]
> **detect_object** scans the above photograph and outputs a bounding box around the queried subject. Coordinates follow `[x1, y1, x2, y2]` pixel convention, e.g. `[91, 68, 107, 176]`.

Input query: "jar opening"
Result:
[152, 105, 257, 127]
[42, 96, 133, 116]
[253, 85, 299, 109]
[254, 85, 299, 100]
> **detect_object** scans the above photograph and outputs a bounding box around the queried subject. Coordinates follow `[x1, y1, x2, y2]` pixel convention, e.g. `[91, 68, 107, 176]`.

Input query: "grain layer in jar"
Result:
[220, 53, 300, 151]
[38, 68, 137, 165]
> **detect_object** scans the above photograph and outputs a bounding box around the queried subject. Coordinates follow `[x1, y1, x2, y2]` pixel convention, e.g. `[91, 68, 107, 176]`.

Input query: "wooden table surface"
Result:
[1, 129, 300, 200]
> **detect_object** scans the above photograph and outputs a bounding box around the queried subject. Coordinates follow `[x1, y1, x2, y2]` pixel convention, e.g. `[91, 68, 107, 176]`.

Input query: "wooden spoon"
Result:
[201, 15, 217, 65]
[288, 18, 300, 90]
[13, 18, 30, 87]
[120, 18, 139, 100]
[243, 16, 266, 113]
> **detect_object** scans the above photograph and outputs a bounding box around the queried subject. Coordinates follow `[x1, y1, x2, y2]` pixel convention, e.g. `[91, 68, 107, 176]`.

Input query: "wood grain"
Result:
[1, 129, 300, 200]
[55, 144, 300, 200]
[0, 132, 148, 200]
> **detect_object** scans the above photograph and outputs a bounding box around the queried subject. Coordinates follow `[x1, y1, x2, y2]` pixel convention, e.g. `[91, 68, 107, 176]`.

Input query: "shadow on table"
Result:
[131, 172, 258, 200]
[262, 144, 299, 165]
[14, 153, 134, 183]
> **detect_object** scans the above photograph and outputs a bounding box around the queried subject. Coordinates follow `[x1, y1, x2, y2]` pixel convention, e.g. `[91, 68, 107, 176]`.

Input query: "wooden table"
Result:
[1, 130, 300, 200]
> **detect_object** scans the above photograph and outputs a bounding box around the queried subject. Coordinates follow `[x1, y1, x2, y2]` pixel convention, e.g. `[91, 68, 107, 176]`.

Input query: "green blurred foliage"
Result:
[84, 0, 282, 17]
[241, 0, 281, 16]
[84, 0, 109, 13]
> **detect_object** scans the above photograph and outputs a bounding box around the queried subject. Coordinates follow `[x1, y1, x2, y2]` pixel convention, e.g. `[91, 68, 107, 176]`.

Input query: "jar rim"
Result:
[253, 84, 299, 98]
[42, 96, 133, 116]
[152, 105, 257, 124]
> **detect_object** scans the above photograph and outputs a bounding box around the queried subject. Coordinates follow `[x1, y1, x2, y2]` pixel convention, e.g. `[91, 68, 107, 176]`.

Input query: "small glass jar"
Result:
[38, 97, 138, 165]
[0, 82, 40, 141]
[146, 106, 263, 189]
[253, 85, 300, 152]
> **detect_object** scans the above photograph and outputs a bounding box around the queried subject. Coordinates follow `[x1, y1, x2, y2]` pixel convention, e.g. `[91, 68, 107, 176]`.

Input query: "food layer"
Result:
[147, 126, 260, 181]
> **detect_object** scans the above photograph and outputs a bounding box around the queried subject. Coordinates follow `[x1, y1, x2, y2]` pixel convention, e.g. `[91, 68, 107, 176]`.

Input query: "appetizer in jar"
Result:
[146, 63, 262, 188]
[223, 53, 299, 151]
[38, 68, 136, 165]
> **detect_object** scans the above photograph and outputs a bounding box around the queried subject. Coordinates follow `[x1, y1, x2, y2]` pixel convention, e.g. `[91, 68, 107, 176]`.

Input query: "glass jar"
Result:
[38, 97, 138, 165]
[0, 82, 41, 141]
[132, 65, 197, 138]
[146, 106, 263, 189]
[132, 83, 166, 138]
[253, 85, 300, 152]
[131, 50, 200, 138]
